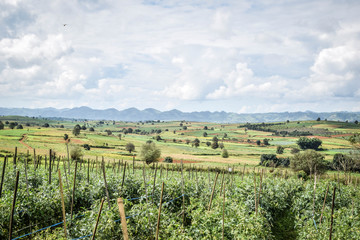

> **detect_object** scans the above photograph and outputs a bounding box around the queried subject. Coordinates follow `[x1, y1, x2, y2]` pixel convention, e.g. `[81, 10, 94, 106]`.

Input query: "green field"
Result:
[0, 116, 359, 167]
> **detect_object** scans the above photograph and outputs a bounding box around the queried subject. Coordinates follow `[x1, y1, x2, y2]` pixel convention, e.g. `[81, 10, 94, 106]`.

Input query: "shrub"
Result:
[296, 137, 322, 150]
[125, 142, 135, 153]
[83, 144, 91, 150]
[164, 156, 173, 163]
[259, 154, 289, 168]
[276, 146, 284, 154]
[290, 150, 327, 175]
[291, 148, 300, 154]
[222, 149, 229, 158]
[70, 145, 83, 160]
[141, 142, 161, 164]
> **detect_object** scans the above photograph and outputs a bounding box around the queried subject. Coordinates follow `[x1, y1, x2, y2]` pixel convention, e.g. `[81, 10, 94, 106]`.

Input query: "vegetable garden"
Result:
[0, 148, 359, 239]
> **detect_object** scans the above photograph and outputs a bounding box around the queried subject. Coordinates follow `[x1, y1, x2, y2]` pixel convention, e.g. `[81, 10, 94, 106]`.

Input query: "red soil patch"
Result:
[309, 136, 330, 140]
[70, 139, 85, 144]
[19, 135, 33, 150]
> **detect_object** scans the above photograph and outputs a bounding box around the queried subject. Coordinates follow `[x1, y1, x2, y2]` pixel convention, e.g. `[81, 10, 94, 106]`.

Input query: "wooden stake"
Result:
[117, 198, 129, 240]
[58, 170, 67, 238]
[208, 172, 219, 211]
[329, 186, 336, 240]
[254, 174, 257, 216]
[156, 182, 165, 240]
[87, 159, 90, 184]
[0, 156, 7, 198]
[222, 180, 226, 240]
[9, 171, 19, 240]
[91, 198, 105, 240]
[13, 147, 17, 170]
[49, 149, 52, 184]
[102, 159, 111, 209]
[70, 160, 78, 220]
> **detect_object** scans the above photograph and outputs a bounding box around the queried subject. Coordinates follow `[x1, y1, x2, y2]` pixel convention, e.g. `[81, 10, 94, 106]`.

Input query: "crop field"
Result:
[0, 116, 360, 239]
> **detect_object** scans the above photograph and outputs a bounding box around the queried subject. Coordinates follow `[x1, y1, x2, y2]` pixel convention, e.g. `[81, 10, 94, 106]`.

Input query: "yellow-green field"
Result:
[0, 117, 359, 167]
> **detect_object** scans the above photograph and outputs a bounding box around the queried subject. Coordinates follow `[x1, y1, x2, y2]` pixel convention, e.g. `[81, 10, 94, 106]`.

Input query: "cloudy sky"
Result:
[1, 0, 360, 113]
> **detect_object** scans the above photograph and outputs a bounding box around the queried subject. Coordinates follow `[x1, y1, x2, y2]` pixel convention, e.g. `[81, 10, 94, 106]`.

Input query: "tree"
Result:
[297, 137, 322, 150]
[222, 149, 229, 158]
[291, 150, 328, 176]
[211, 136, 219, 149]
[193, 138, 200, 148]
[140, 142, 161, 164]
[83, 144, 90, 150]
[355, 120, 359, 124]
[89, 127, 95, 132]
[203, 132, 208, 137]
[72, 124, 81, 136]
[81, 125, 87, 130]
[263, 138, 270, 146]
[316, 117, 321, 121]
[105, 130, 112, 135]
[64, 134, 69, 141]
[185, 139, 190, 144]
[349, 133, 360, 149]
[206, 141, 211, 147]
[256, 140, 261, 146]
[43, 123, 50, 127]
[164, 156, 173, 163]
[0, 121, 4, 130]
[219, 142, 224, 149]
[223, 133, 228, 139]
[125, 142, 135, 153]
[156, 135, 162, 141]
[9, 122, 16, 129]
[203, 126, 208, 130]
[16, 124, 23, 129]
[332, 153, 359, 172]
[70, 145, 83, 160]
[291, 148, 300, 154]
[183, 126, 187, 130]
[276, 146, 284, 154]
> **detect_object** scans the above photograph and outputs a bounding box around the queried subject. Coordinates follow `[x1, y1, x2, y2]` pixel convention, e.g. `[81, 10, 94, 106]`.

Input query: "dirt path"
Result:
[19, 134, 33, 150]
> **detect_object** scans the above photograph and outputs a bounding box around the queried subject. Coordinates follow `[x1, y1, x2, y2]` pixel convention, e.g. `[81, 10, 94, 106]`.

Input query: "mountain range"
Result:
[0, 106, 359, 123]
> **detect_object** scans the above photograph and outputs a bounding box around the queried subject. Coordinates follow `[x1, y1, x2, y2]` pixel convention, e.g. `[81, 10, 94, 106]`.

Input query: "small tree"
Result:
[83, 144, 90, 150]
[70, 145, 83, 160]
[140, 142, 161, 164]
[291, 148, 300, 154]
[0, 121, 4, 130]
[9, 122, 16, 129]
[256, 140, 261, 146]
[219, 142, 224, 149]
[72, 124, 81, 136]
[263, 138, 270, 146]
[297, 137, 322, 150]
[206, 141, 211, 147]
[125, 142, 135, 153]
[43, 123, 50, 127]
[16, 124, 23, 129]
[276, 146, 284, 154]
[105, 130, 112, 135]
[222, 149, 229, 158]
[89, 127, 95, 132]
[193, 138, 200, 148]
[291, 150, 328, 176]
[203, 132, 208, 137]
[185, 139, 190, 144]
[64, 134, 69, 141]
[164, 156, 173, 163]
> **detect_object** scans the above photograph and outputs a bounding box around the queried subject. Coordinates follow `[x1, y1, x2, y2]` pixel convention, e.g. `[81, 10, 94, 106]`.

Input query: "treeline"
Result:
[238, 122, 313, 137]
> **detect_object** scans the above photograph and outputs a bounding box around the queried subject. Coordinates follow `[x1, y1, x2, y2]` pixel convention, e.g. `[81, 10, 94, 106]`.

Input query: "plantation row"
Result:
[0, 150, 359, 239]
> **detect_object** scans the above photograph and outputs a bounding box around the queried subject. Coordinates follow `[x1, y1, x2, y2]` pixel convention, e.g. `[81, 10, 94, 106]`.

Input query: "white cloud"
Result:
[1, 0, 360, 113]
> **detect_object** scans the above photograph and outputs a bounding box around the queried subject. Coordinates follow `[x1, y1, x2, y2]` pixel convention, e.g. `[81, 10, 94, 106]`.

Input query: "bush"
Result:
[141, 142, 161, 164]
[222, 149, 229, 158]
[296, 137, 322, 150]
[83, 144, 91, 150]
[70, 145, 83, 160]
[276, 146, 284, 154]
[291, 148, 300, 154]
[164, 156, 173, 163]
[259, 154, 289, 168]
[291, 150, 327, 175]
[125, 142, 135, 153]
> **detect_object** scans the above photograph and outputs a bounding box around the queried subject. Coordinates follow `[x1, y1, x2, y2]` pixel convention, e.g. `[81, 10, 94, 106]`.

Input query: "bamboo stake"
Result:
[0, 156, 7, 198]
[329, 186, 336, 240]
[9, 171, 19, 240]
[58, 170, 67, 238]
[208, 172, 219, 211]
[91, 198, 105, 240]
[49, 149, 52, 184]
[87, 159, 90, 184]
[117, 198, 129, 240]
[254, 174, 257, 216]
[70, 160, 78, 220]
[156, 182, 165, 240]
[102, 159, 111, 210]
[222, 180, 226, 240]
[13, 147, 17, 170]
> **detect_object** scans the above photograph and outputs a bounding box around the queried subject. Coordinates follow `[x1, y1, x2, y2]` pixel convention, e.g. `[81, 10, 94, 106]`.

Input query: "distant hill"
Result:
[0, 107, 359, 123]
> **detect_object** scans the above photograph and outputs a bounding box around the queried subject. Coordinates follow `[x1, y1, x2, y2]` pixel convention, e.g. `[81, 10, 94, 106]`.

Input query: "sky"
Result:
[0, 0, 360, 113]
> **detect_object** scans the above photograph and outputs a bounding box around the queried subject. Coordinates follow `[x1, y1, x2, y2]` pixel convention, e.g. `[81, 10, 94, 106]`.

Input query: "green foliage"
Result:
[260, 154, 290, 167]
[83, 144, 90, 150]
[222, 148, 229, 158]
[256, 140, 261, 146]
[193, 138, 200, 148]
[125, 142, 135, 153]
[72, 124, 81, 136]
[16, 124, 23, 129]
[263, 138, 270, 145]
[63, 134, 69, 141]
[297, 137, 322, 150]
[164, 156, 173, 163]
[291, 148, 300, 154]
[70, 145, 83, 160]
[332, 153, 360, 172]
[0, 121, 4, 130]
[140, 141, 161, 164]
[290, 150, 328, 175]
[277, 146, 284, 154]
